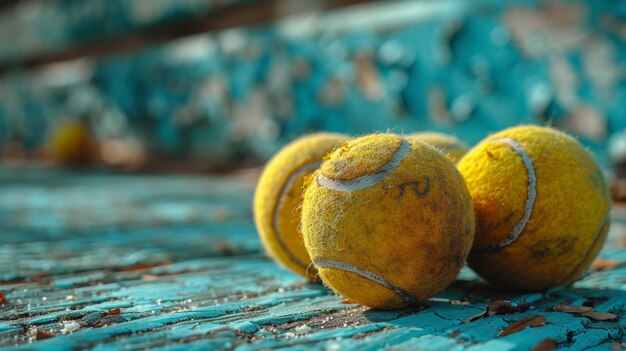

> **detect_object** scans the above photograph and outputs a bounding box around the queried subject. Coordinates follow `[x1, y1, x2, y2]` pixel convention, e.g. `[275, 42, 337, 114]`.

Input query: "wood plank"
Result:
[0, 166, 624, 350]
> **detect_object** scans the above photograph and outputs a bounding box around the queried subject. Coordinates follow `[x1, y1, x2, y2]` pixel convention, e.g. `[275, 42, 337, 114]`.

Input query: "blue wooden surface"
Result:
[0, 166, 624, 350]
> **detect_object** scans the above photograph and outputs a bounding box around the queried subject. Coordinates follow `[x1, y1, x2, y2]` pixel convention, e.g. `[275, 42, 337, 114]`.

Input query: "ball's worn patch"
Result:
[316, 139, 411, 192]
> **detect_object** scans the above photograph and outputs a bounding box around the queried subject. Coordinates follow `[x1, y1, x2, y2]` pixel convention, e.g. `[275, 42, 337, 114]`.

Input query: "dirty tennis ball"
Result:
[458, 125, 612, 291]
[408, 132, 468, 163]
[301, 133, 475, 309]
[254, 132, 349, 278]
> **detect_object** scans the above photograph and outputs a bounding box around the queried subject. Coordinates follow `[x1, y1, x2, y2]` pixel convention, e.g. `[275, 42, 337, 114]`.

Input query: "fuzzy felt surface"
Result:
[254, 133, 349, 277]
[458, 125, 612, 290]
[302, 134, 475, 309]
[408, 132, 468, 163]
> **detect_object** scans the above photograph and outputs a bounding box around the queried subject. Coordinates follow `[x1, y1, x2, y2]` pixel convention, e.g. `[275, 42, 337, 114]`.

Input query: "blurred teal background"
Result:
[0, 0, 625, 171]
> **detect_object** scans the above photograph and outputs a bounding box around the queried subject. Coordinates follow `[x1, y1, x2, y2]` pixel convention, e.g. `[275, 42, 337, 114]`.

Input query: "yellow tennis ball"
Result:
[48, 121, 92, 165]
[301, 133, 475, 309]
[408, 132, 468, 163]
[457, 125, 611, 290]
[254, 132, 349, 278]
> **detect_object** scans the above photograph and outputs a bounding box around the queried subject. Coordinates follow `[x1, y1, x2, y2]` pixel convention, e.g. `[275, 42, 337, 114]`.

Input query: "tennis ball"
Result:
[301, 134, 475, 309]
[457, 125, 611, 290]
[254, 132, 349, 278]
[48, 121, 92, 165]
[408, 132, 468, 163]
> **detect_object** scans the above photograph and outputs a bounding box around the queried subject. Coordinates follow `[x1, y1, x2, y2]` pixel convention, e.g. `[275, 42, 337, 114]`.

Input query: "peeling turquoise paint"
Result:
[0, 167, 624, 350]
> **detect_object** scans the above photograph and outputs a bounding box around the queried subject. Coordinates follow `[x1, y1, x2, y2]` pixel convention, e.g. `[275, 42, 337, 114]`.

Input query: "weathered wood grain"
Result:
[0, 167, 624, 350]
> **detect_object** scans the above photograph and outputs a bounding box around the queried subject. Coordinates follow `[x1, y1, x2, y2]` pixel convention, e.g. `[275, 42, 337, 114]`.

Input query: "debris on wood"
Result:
[488, 300, 517, 315]
[464, 300, 530, 323]
[32, 272, 52, 285]
[498, 315, 546, 337]
[583, 297, 608, 307]
[448, 330, 462, 337]
[36, 329, 56, 340]
[141, 274, 160, 281]
[553, 304, 592, 313]
[531, 338, 556, 351]
[450, 299, 471, 305]
[114, 262, 171, 272]
[214, 242, 234, 255]
[592, 260, 626, 270]
[516, 302, 531, 312]
[611, 342, 626, 350]
[60, 321, 81, 334]
[581, 311, 618, 321]
[463, 310, 488, 323]
[242, 306, 265, 312]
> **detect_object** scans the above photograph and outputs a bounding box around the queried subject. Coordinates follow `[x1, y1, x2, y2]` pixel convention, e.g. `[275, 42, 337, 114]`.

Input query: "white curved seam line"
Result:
[314, 258, 415, 305]
[475, 137, 537, 252]
[589, 210, 611, 251]
[562, 209, 610, 283]
[272, 161, 321, 269]
[316, 139, 411, 192]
